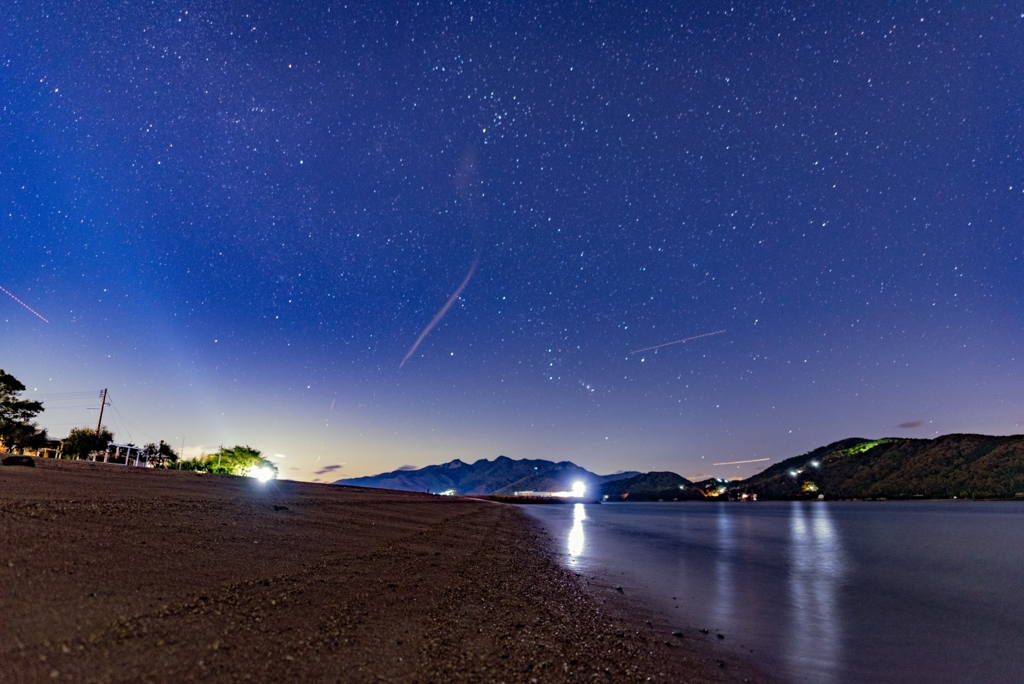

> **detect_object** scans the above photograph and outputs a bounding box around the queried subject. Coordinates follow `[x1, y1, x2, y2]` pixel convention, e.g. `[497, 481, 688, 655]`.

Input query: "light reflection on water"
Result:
[788, 502, 844, 683]
[523, 501, 1024, 684]
[567, 502, 586, 562]
[713, 506, 735, 629]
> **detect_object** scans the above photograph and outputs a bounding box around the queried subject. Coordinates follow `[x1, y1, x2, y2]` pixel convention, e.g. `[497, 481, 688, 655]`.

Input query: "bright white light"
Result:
[571, 481, 586, 497]
[568, 503, 586, 559]
[248, 466, 275, 483]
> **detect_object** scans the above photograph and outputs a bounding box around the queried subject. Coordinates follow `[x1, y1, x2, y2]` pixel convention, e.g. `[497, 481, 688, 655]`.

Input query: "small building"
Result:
[101, 443, 147, 467]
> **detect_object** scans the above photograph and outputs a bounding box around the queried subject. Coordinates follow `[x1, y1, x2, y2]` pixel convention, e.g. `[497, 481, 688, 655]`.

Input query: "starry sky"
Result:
[2, 1, 1022, 482]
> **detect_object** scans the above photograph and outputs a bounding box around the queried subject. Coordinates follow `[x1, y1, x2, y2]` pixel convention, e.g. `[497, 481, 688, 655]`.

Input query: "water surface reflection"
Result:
[567, 503, 586, 562]
[522, 501, 1024, 684]
[788, 503, 845, 682]
[713, 505, 735, 630]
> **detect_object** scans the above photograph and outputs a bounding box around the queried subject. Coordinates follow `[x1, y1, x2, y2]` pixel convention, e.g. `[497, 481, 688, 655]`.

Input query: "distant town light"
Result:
[571, 481, 586, 497]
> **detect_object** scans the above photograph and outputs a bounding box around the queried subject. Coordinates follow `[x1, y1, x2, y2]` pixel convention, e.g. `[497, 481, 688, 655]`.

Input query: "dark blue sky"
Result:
[3, 1, 1022, 481]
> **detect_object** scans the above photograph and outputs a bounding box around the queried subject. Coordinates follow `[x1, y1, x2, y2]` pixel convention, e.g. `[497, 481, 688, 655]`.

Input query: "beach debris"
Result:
[615, 586, 624, 593]
[699, 628, 709, 634]
[2, 456, 35, 467]
[672, 632, 684, 638]
[717, 633, 725, 640]
[273, 505, 289, 511]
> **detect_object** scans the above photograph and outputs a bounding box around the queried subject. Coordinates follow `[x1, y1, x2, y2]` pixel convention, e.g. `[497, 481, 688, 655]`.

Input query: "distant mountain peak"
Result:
[335, 456, 636, 496]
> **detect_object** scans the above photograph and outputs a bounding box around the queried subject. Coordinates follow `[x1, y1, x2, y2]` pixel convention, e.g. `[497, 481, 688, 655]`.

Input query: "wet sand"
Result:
[2, 459, 775, 683]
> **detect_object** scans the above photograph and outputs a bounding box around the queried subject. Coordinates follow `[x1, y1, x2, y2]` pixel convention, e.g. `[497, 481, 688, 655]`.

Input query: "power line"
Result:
[106, 395, 156, 443]
[26, 391, 104, 402]
[22, 390, 106, 436]
[104, 398, 130, 442]
[37, 405, 99, 410]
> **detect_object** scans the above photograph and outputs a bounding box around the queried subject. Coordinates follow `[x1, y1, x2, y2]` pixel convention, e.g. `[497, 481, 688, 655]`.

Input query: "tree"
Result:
[61, 427, 114, 460]
[0, 369, 45, 453]
[5, 424, 51, 453]
[179, 445, 277, 478]
[157, 440, 179, 466]
[143, 440, 179, 468]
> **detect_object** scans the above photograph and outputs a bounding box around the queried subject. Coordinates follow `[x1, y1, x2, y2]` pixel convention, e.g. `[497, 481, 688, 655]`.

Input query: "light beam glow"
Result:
[248, 466, 276, 483]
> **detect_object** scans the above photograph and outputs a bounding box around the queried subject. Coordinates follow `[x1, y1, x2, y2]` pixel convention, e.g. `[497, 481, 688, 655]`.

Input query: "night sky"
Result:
[3, 1, 1022, 482]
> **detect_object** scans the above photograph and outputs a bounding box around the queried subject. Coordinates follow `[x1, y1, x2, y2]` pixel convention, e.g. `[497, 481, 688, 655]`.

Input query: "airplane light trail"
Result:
[400, 253, 480, 368]
[0, 285, 49, 323]
[631, 329, 725, 355]
[712, 457, 771, 466]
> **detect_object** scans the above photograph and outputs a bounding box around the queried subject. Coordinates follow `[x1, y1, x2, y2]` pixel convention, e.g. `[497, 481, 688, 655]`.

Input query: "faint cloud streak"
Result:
[400, 253, 480, 368]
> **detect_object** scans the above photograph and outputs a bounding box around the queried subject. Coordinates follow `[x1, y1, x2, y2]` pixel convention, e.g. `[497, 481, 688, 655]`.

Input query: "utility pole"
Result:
[96, 389, 107, 433]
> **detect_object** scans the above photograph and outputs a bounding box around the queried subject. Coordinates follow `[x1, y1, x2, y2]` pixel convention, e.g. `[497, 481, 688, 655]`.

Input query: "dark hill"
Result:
[490, 461, 625, 496]
[335, 456, 637, 496]
[598, 471, 701, 501]
[732, 434, 1024, 500]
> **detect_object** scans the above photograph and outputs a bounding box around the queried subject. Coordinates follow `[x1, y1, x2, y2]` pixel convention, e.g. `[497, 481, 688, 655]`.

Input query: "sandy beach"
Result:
[2, 459, 774, 683]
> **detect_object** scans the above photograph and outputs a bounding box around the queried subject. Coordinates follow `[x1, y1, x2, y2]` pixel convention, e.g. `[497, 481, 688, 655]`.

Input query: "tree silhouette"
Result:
[61, 427, 114, 460]
[0, 369, 46, 453]
[142, 440, 179, 467]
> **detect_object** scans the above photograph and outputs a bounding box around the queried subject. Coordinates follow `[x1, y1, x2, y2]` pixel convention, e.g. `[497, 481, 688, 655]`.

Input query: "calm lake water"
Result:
[522, 501, 1024, 684]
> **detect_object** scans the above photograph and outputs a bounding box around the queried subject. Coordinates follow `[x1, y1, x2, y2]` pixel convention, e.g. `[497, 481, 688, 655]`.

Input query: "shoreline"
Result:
[520, 506, 779, 684]
[2, 460, 776, 683]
